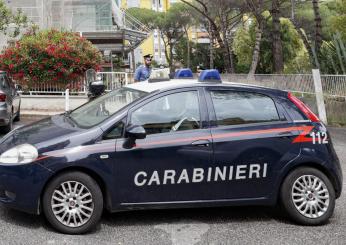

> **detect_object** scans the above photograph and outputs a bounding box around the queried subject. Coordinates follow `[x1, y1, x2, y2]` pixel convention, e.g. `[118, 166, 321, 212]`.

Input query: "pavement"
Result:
[0, 117, 345, 245]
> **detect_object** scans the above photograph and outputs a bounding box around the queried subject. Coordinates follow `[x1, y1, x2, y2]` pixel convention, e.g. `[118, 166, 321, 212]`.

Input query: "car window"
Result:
[103, 121, 124, 140]
[0, 74, 9, 90]
[130, 91, 201, 135]
[70, 87, 148, 128]
[210, 90, 280, 126]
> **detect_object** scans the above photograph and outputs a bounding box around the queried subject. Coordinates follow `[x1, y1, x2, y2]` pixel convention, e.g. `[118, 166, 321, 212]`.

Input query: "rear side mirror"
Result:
[123, 125, 146, 149]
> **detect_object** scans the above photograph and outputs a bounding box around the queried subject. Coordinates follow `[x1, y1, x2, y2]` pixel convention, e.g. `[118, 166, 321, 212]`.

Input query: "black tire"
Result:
[42, 171, 103, 234]
[280, 167, 335, 225]
[14, 105, 20, 122]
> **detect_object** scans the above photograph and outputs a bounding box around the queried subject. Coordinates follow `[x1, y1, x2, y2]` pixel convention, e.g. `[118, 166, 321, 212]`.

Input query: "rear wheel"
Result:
[280, 167, 335, 225]
[42, 172, 103, 234]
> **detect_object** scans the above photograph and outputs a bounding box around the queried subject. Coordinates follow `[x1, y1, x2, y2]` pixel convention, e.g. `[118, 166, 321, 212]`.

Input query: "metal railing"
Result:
[223, 74, 346, 98]
[23, 79, 86, 96]
[96, 72, 134, 91]
[20, 72, 134, 95]
[320, 75, 346, 97]
[12, 6, 43, 27]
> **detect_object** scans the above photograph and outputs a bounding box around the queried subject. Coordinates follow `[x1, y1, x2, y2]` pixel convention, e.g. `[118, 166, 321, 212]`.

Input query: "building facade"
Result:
[121, 0, 210, 67]
[2, 0, 149, 71]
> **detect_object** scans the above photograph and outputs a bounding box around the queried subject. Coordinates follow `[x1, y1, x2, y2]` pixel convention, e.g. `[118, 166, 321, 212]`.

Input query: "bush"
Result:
[0, 29, 102, 86]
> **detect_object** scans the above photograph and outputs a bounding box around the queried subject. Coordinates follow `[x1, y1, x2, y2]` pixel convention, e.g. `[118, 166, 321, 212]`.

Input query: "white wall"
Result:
[21, 95, 88, 114]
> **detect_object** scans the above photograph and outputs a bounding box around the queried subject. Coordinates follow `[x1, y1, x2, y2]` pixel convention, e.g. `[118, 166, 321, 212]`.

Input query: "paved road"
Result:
[0, 117, 345, 245]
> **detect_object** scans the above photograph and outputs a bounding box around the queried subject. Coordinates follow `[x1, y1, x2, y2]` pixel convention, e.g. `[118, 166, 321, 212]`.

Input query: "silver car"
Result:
[0, 71, 21, 133]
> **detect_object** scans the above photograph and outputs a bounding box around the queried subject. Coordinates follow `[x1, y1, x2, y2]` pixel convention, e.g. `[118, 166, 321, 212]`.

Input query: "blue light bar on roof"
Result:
[198, 69, 221, 82]
[174, 68, 193, 79]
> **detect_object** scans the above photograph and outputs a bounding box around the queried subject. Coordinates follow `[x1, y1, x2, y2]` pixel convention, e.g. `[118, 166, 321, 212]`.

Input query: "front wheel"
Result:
[280, 167, 335, 225]
[42, 172, 103, 234]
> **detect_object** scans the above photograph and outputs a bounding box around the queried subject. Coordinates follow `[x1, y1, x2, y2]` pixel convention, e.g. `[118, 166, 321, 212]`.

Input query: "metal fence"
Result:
[24, 79, 86, 96]
[97, 72, 134, 91]
[222, 73, 346, 125]
[222, 74, 346, 98]
[21, 72, 134, 95]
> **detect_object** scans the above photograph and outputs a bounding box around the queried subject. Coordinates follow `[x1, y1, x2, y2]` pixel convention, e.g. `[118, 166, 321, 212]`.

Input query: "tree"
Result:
[244, 0, 265, 75]
[128, 4, 191, 72]
[156, 3, 191, 72]
[320, 33, 346, 74]
[312, 0, 323, 53]
[0, 0, 29, 37]
[0, 29, 102, 87]
[181, 0, 244, 73]
[233, 14, 309, 74]
[329, 0, 346, 41]
[271, 0, 284, 73]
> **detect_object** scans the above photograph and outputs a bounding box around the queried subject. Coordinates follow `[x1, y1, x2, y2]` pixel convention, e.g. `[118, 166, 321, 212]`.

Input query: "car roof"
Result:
[126, 79, 200, 93]
[125, 79, 286, 96]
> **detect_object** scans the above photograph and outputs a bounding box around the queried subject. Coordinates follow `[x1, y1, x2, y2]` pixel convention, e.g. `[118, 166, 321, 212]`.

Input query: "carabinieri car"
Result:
[0, 69, 342, 234]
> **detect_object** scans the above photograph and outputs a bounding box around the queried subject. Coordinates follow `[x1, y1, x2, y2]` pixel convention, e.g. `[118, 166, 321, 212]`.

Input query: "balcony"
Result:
[9, 0, 150, 54]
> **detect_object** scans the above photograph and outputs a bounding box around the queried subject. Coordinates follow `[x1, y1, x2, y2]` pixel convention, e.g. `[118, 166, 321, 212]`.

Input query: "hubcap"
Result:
[291, 175, 329, 219]
[51, 181, 94, 228]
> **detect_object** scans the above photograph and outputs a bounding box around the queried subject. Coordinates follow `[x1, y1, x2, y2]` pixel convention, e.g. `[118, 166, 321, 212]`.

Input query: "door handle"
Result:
[191, 139, 211, 147]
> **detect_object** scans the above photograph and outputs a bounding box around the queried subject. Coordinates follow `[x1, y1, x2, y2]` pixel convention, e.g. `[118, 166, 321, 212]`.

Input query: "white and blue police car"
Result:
[0, 69, 342, 234]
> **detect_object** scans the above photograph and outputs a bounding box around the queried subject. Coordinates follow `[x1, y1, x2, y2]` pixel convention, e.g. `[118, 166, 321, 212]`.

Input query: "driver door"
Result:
[113, 88, 214, 205]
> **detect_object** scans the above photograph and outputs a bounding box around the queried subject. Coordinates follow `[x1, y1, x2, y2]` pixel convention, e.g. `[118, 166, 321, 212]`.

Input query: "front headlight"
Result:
[0, 144, 38, 165]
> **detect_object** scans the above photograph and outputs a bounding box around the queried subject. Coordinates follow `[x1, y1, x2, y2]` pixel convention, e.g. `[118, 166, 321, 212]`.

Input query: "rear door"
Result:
[205, 87, 301, 200]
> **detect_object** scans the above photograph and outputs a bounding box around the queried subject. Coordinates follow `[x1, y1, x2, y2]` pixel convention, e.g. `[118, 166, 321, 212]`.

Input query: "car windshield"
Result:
[70, 87, 148, 128]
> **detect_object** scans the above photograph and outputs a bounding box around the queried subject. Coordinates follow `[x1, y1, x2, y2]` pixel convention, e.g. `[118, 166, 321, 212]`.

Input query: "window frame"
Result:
[205, 87, 288, 129]
[126, 87, 208, 138]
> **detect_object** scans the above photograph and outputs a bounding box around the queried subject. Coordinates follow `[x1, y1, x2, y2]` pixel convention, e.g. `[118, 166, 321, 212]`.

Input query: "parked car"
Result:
[0, 71, 21, 133]
[0, 70, 342, 234]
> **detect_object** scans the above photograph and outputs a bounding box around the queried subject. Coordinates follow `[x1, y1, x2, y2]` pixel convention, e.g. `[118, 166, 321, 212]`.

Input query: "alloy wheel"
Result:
[51, 181, 94, 228]
[291, 175, 330, 219]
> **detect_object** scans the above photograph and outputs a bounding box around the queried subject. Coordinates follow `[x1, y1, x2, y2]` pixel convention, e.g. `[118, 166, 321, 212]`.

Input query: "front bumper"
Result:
[0, 163, 53, 214]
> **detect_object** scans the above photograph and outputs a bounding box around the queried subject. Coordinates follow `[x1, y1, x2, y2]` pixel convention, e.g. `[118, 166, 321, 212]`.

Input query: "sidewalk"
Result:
[20, 95, 87, 116]
[22, 110, 64, 116]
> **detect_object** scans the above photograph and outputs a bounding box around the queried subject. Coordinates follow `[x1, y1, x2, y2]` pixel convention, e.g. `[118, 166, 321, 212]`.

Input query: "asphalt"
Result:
[0, 117, 345, 245]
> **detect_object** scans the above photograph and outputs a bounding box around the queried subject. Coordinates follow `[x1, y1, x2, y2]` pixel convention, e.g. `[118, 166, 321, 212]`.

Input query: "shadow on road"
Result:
[0, 204, 292, 232]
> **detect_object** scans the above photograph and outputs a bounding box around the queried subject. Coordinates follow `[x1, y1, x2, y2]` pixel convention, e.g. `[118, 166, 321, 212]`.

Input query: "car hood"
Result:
[0, 114, 103, 154]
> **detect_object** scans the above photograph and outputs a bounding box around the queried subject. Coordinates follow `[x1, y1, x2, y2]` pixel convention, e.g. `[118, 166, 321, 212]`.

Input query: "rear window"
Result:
[210, 90, 280, 126]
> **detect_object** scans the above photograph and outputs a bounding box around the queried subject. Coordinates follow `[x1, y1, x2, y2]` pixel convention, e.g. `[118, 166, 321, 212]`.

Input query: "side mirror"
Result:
[126, 125, 146, 139]
[123, 125, 146, 149]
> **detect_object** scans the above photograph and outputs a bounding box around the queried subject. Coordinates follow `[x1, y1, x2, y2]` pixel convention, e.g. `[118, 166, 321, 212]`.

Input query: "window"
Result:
[0, 74, 9, 90]
[70, 87, 148, 128]
[210, 90, 280, 126]
[103, 121, 124, 140]
[130, 91, 200, 135]
[128, 0, 140, 8]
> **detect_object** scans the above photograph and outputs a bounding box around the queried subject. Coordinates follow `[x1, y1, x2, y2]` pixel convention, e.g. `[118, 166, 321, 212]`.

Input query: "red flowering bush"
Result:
[0, 29, 102, 87]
